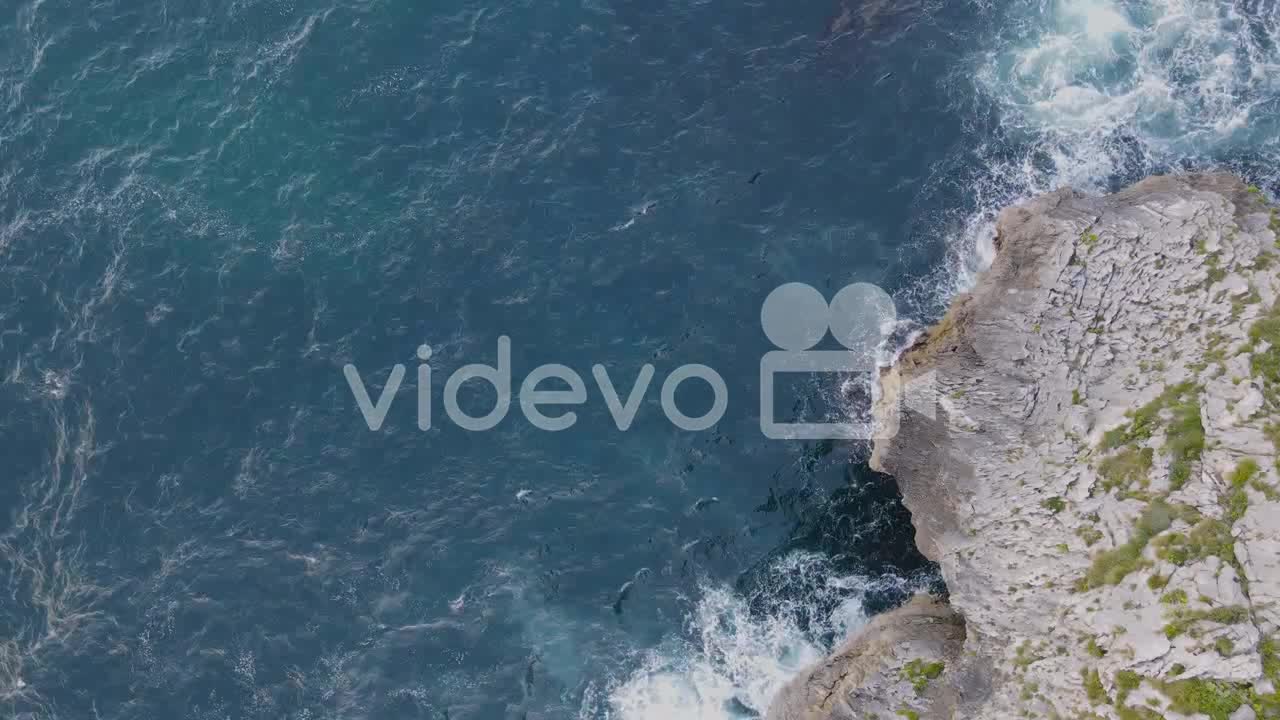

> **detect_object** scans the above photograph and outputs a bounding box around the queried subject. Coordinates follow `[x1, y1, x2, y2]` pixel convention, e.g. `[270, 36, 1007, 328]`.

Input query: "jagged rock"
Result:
[769, 175, 1280, 719]
[765, 595, 966, 720]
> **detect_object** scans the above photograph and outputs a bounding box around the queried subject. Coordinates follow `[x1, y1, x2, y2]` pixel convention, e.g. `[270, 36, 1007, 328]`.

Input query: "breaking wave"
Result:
[908, 0, 1280, 324]
[590, 553, 931, 720]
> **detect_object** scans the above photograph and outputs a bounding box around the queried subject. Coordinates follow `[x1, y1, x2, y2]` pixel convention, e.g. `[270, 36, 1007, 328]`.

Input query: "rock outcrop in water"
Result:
[768, 174, 1280, 719]
[766, 595, 966, 719]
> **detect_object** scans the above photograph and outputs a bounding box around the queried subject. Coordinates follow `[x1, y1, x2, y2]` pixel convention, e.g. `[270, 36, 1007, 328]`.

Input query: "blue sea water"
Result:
[1, 0, 1279, 718]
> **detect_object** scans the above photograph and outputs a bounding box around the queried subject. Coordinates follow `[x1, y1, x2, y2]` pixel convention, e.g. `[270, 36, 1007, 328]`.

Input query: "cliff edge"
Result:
[770, 174, 1280, 719]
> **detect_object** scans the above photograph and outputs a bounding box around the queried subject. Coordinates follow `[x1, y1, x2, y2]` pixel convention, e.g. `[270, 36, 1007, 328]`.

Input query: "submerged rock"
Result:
[770, 174, 1280, 718]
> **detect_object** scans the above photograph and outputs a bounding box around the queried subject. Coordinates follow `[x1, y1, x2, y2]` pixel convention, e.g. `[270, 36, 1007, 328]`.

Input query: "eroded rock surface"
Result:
[771, 174, 1280, 719]
[766, 596, 966, 720]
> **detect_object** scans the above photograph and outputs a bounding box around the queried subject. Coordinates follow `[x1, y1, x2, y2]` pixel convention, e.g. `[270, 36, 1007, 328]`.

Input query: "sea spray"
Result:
[595, 552, 930, 720]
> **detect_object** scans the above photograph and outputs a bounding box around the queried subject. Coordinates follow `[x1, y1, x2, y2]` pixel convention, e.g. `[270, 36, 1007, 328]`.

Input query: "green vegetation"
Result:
[1164, 391, 1205, 491]
[1229, 459, 1260, 486]
[1073, 389, 1083, 405]
[1085, 637, 1106, 658]
[1154, 517, 1236, 567]
[1083, 668, 1110, 705]
[1115, 670, 1142, 705]
[1233, 450, 1274, 497]
[1147, 574, 1169, 590]
[1257, 637, 1280, 717]
[1160, 589, 1187, 605]
[1112, 663, 1274, 720]
[901, 659, 945, 695]
[1226, 489, 1249, 523]
[1042, 496, 1067, 514]
[1250, 303, 1280, 412]
[1215, 637, 1234, 656]
[1077, 524, 1104, 546]
[1077, 501, 1173, 590]
[1163, 605, 1250, 640]
[1190, 518, 1237, 564]
[1097, 382, 1203, 492]
[1226, 459, 1260, 522]
[1160, 679, 1246, 720]
[1263, 637, 1280, 681]
[1099, 447, 1154, 491]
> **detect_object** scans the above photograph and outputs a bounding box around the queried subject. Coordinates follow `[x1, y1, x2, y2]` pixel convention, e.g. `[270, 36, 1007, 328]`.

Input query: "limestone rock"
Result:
[770, 174, 1280, 719]
[765, 595, 966, 720]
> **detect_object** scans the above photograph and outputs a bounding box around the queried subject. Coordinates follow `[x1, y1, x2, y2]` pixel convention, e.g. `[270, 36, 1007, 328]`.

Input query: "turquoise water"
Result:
[1, 0, 1278, 718]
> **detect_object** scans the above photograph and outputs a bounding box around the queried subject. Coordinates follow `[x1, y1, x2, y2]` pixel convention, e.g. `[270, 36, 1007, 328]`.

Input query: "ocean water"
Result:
[1, 0, 1278, 719]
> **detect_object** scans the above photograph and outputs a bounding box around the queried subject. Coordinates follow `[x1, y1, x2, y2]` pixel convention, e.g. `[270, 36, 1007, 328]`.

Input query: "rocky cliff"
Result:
[768, 174, 1280, 720]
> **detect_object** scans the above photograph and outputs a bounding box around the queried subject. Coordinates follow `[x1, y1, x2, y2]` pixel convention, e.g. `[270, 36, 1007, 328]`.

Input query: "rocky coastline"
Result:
[768, 174, 1280, 720]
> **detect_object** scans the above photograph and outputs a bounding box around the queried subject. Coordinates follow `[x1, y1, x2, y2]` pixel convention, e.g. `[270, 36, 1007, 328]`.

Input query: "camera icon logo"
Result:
[759, 282, 922, 440]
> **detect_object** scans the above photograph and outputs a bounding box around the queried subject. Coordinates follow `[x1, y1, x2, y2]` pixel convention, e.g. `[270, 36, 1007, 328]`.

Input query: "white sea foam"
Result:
[593, 553, 925, 720]
[994, 0, 1276, 155]
[899, 0, 1280, 333]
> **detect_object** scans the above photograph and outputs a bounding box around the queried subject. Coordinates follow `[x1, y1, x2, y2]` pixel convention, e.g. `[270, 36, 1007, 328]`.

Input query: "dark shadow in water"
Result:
[736, 439, 943, 645]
